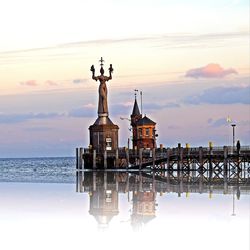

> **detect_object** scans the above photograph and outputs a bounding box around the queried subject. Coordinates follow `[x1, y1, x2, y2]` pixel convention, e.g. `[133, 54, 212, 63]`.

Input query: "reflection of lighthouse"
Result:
[131, 190, 156, 231]
[87, 172, 119, 229]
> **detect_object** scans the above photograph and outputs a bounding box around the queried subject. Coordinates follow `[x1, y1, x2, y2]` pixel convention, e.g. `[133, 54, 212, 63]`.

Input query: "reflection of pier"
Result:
[76, 170, 250, 229]
[77, 145, 250, 170]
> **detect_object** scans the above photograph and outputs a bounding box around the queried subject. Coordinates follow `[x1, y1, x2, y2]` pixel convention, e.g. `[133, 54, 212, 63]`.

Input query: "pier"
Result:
[76, 145, 250, 171]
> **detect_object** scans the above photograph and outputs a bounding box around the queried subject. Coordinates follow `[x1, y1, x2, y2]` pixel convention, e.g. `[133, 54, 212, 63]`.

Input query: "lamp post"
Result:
[231, 124, 236, 152]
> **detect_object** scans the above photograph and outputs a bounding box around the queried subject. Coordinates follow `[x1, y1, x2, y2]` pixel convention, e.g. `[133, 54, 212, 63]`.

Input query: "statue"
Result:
[91, 57, 114, 116]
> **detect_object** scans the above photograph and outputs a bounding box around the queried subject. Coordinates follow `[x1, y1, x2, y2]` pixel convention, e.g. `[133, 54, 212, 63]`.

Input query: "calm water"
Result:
[0, 157, 75, 183]
[0, 158, 249, 250]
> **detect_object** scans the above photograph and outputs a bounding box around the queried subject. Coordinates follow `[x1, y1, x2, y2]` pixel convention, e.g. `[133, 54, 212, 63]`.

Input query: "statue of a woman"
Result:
[91, 61, 113, 116]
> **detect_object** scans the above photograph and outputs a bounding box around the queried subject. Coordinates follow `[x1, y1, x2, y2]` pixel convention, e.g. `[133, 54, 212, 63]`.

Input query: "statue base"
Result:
[89, 114, 119, 154]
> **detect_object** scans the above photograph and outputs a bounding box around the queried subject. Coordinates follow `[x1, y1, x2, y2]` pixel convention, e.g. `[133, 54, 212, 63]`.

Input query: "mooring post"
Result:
[115, 148, 119, 168]
[76, 148, 79, 170]
[209, 142, 213, 172]
[180, 147, 183, 171]
[104, 150, 107, 169]
[186, 143, 190, 171]
[152, 148, 156, 169]
[125, 148, 129, 169]
[167, 148, 171, 170]
[79, 147, 83, 169]
[199, 147, 203, 172]
[139, 148, 143, 169]
[93, 149, 96, 169]
[223, 146, 228, 172]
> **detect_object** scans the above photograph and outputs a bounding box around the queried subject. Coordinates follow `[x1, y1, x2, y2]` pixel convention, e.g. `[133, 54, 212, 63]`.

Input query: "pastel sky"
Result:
[0, 0, 249, 157]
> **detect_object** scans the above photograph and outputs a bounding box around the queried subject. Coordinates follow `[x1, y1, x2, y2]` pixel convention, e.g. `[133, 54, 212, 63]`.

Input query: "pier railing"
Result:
[77, 145, 250, 170]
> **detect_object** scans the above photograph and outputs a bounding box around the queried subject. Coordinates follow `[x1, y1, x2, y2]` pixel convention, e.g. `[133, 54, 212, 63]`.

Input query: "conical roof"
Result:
[132, 98, 140, 116]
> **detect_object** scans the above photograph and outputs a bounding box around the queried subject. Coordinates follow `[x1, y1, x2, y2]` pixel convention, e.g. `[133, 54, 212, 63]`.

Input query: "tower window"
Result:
[138, 128, 142, 138]
[146, 128, 150, 137]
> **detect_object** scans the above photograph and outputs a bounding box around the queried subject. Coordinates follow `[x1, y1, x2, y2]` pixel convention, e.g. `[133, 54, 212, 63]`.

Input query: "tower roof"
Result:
[132, 98, 140, 116]
[137, 116, 156, 126]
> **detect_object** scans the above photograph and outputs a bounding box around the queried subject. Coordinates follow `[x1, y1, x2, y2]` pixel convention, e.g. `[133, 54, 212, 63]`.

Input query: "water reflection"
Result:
[76, 170, 250, 230]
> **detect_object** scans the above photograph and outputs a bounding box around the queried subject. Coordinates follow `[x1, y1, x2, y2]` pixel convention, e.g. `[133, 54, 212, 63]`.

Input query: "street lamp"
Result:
[231, 124, 236, 152]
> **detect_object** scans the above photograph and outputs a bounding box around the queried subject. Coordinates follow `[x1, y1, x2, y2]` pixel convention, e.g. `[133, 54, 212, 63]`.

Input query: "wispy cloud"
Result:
[19, 80, 38, 86]
[185, 86, 250, 105]
[0, 112, 63, 124]
[185, 63, 238, 79]
[72, 78, 88, 84]
[208, 117, 228, 127]
[45, 80, 59, 86]
[0, 31, 248, 64]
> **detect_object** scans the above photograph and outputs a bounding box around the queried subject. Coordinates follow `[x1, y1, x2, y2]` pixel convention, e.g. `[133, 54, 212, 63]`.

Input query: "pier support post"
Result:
[93, 150, 96, 169]
[223, 146, 228, 172]
[104, 150, 107, 169]
[76, 148, 79, 170]
[79, 147, 83, 169]
[209, 142, 213, 172]
[167, 148, 171, 170]
[199, 147, 203, 172]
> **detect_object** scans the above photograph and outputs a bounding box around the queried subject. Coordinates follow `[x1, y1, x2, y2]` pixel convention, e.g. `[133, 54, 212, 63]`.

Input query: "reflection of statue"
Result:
[91, 57, 114, 116]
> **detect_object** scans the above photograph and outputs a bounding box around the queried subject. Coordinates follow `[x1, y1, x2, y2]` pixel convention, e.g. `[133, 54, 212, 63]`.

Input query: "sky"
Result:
[0, 0, 249, 157]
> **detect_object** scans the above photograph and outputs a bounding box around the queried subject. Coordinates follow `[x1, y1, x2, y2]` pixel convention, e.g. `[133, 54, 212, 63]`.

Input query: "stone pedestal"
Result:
[89, 114, 119, 153]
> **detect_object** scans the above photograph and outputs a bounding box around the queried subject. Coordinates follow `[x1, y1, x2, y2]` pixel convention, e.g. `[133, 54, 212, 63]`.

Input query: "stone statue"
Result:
[91, 57, 113, 116]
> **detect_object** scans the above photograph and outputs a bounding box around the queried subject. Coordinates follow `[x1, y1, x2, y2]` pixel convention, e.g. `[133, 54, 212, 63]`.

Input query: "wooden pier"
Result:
[77, 170, 250, 195]
[76, 145, 250, 171]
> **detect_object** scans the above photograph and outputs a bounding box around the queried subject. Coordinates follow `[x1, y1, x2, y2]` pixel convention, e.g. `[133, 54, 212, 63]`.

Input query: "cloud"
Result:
[19, 80, 38, 86]
[185, 64, 238, 79]
[208, 118, 228, 127]
[185, 86, 250, 105]
[68, 105, 95, 117]
[45, 80, 58, 86]
[144, 102, 180, 110]
[0, 112, 63, 124]
[72, 78, 88, 84]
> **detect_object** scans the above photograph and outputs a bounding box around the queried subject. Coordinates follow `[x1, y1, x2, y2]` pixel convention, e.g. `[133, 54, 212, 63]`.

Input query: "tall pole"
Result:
[140, 91, 143, 115]
[231, 124, 236, 152]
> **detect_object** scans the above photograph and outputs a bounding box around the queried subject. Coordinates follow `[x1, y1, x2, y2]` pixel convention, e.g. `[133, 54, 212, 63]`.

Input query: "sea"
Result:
[0, 157, 249, 250]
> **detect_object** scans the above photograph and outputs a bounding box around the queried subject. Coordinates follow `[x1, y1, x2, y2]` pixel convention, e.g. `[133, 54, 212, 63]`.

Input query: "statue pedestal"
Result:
[89, 115, 119, 154]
